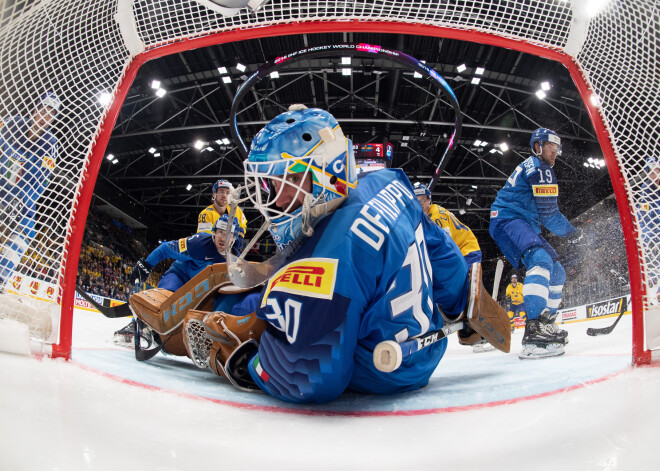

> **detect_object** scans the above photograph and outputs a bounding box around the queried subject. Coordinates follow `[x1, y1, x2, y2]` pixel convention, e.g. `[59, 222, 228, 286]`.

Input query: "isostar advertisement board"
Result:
[586, 295, 628, 319]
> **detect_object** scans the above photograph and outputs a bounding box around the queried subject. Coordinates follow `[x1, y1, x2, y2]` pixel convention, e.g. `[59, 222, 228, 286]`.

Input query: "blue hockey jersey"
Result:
[0, 115, 57, 237]
[490, 155, 574, 236]
[247, 168, 469, 403]
[146, 232, 227, 285]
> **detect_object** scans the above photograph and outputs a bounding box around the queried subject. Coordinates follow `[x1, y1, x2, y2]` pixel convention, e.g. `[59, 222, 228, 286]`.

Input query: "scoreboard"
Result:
[353, 142, 393, 160]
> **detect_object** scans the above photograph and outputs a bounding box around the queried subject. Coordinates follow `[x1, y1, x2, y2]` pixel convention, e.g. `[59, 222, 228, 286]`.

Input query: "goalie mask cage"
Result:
[0, 0, 657, 364]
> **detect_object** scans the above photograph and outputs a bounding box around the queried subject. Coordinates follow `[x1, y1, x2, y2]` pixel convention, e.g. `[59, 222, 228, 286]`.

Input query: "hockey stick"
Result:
[373, 321, 465, 373]
[492, 259, 504, 299]
[75, 287, 133, 318]
[586, 312, 624, 336]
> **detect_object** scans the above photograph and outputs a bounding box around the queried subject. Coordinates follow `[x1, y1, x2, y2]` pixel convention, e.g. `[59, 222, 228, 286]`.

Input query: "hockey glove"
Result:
[131, 258, 152, 285]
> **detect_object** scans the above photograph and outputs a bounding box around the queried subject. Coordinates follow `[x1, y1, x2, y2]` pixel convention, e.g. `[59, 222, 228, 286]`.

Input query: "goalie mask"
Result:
[244, 105, 358, 249]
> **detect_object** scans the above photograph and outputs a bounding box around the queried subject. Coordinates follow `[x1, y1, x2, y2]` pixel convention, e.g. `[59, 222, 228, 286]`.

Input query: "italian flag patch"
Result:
[253, 355, 269, 383]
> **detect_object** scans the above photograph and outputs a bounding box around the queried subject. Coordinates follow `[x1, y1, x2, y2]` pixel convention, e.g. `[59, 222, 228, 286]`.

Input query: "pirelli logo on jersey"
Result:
[178, 238, 187, 252]
[532, 184, 558, 197]
[261, 258, 338, 306]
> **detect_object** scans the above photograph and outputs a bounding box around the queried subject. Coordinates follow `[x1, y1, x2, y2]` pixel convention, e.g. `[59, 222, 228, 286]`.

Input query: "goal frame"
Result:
[52, 19, 650, 364]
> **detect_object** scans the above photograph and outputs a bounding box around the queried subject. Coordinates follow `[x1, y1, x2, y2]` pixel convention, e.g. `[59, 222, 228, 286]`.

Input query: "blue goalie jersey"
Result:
[490, 155, 574, 236]
[248, 169, 469, 403]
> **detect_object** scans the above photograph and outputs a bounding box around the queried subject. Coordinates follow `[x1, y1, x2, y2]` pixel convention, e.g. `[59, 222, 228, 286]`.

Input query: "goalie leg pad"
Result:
[465, 262, 511, 353]
[129, 288, 173, 332]
[160, 326, 188, 356]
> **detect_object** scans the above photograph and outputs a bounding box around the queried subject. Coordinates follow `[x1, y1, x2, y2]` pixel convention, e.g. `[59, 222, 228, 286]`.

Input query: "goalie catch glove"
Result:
[182, 309, 266, 392]
[131, 258, 152, 285]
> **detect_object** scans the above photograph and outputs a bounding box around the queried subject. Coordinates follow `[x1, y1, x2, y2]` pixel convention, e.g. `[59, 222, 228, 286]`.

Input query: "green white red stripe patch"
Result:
[253, 355, 269, 382]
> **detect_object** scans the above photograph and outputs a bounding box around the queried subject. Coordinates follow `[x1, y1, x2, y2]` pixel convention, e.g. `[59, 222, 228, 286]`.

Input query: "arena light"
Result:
[221, 137, 230, 145]
[222, 76, 232, 84]
[459, 208, 466, 215]
[474, 140, 482, 146]
[186, 184, 192, 191]
[457, 64, 467, 73]
[97, 91, 112, 106]
[541, 81, 551, 91]
[590, 93, 600, 106]
[155, 88, 166, 98]
[341, 57, 351, 65]
[235, 62, 246, 72]
[194, 140, 205, 150]
[466, 198, 473, 206]
[499, 142, 509, 152]
[150, 80, 161, 89]
[154, 152, 161, 157]
[105, 153, 114, 161]
[112, 158, 118, 164]
[270, 71, 279, 79]
[471, 185, 478, 189]
[342, 68, 351, 76]
[475, 67, 485, 75]
[535, 90, 547, 99]
[217, 66, 228, 74]
[471, 77, 480, 85]
[148, 147, 156, 154]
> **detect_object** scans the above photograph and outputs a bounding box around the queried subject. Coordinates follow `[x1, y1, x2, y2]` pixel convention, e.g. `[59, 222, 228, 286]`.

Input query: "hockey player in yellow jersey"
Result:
[197, 179, 248, 249]
[413, 182, 489, 352]
[413, 183, 482, 266]
[506, 274, 527, 331]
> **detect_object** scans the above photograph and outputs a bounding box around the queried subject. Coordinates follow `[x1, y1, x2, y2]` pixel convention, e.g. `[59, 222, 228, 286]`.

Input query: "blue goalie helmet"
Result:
[413, 182, 431, 198]
[530, 128, 562, 156]
[212, 214, 239, 236]
[244, 105, 358, 249]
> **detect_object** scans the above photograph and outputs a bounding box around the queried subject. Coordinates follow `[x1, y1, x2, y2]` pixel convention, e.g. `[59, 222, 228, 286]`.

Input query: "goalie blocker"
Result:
[374, 262, 510, 373]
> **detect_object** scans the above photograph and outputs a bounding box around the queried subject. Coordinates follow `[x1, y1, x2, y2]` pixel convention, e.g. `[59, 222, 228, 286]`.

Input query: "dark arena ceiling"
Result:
[97, 32, 612, 260]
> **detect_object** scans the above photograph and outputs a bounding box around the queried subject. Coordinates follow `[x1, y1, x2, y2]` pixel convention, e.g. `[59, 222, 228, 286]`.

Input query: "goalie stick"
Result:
[586, 312, 624, 336]
[373, 321, 465, 373]
[492, 259, 504, 299]
[75, 287, 133, 318]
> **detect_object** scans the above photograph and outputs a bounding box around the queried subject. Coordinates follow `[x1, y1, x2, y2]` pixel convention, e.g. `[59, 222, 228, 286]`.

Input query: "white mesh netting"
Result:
[0, 0, 658, 358]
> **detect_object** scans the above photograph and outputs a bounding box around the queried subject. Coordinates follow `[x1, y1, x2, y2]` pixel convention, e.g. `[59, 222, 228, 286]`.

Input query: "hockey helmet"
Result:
[212, 214, 239, 236]
[39, 92, 61, 115]
[530, 128, 561, 156]
[244, 105, 358, 249]
[212, 179, 234, 194]
[413, 182, 431, 198]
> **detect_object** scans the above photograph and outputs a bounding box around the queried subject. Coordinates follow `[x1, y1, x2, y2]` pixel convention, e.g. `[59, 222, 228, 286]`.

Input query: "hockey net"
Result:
[0, 0, 657, 363]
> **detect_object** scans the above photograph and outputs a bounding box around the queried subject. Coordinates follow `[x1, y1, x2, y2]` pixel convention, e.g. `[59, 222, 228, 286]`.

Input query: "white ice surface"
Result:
[1, 310, 659, 470]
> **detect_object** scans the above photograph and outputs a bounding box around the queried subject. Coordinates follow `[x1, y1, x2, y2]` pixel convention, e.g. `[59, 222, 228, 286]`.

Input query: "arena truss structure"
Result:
[0, 0, 658, 364]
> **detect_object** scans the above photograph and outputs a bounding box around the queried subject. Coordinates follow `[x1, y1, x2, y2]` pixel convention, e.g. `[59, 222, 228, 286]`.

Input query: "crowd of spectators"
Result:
[76, 211, 150, 301]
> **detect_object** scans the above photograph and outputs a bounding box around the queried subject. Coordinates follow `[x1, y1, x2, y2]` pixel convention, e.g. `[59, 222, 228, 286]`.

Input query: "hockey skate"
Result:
[113, 320, 135, 347]
[539, 309, 568, 343]
[519, 318, 565, 360]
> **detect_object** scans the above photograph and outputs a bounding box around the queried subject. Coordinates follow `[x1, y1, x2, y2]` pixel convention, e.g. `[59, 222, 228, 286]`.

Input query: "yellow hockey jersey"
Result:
[506, 282, 524, 305]
[426, 204, 480, 257]
[197, 204, 247, 238]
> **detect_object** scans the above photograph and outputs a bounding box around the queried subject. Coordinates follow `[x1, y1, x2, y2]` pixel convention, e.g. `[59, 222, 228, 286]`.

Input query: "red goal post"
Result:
[0, 0, 657, 364]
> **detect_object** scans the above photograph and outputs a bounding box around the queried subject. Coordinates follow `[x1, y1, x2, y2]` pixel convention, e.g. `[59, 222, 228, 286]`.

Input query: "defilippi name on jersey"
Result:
[261, 258, 338, 306]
